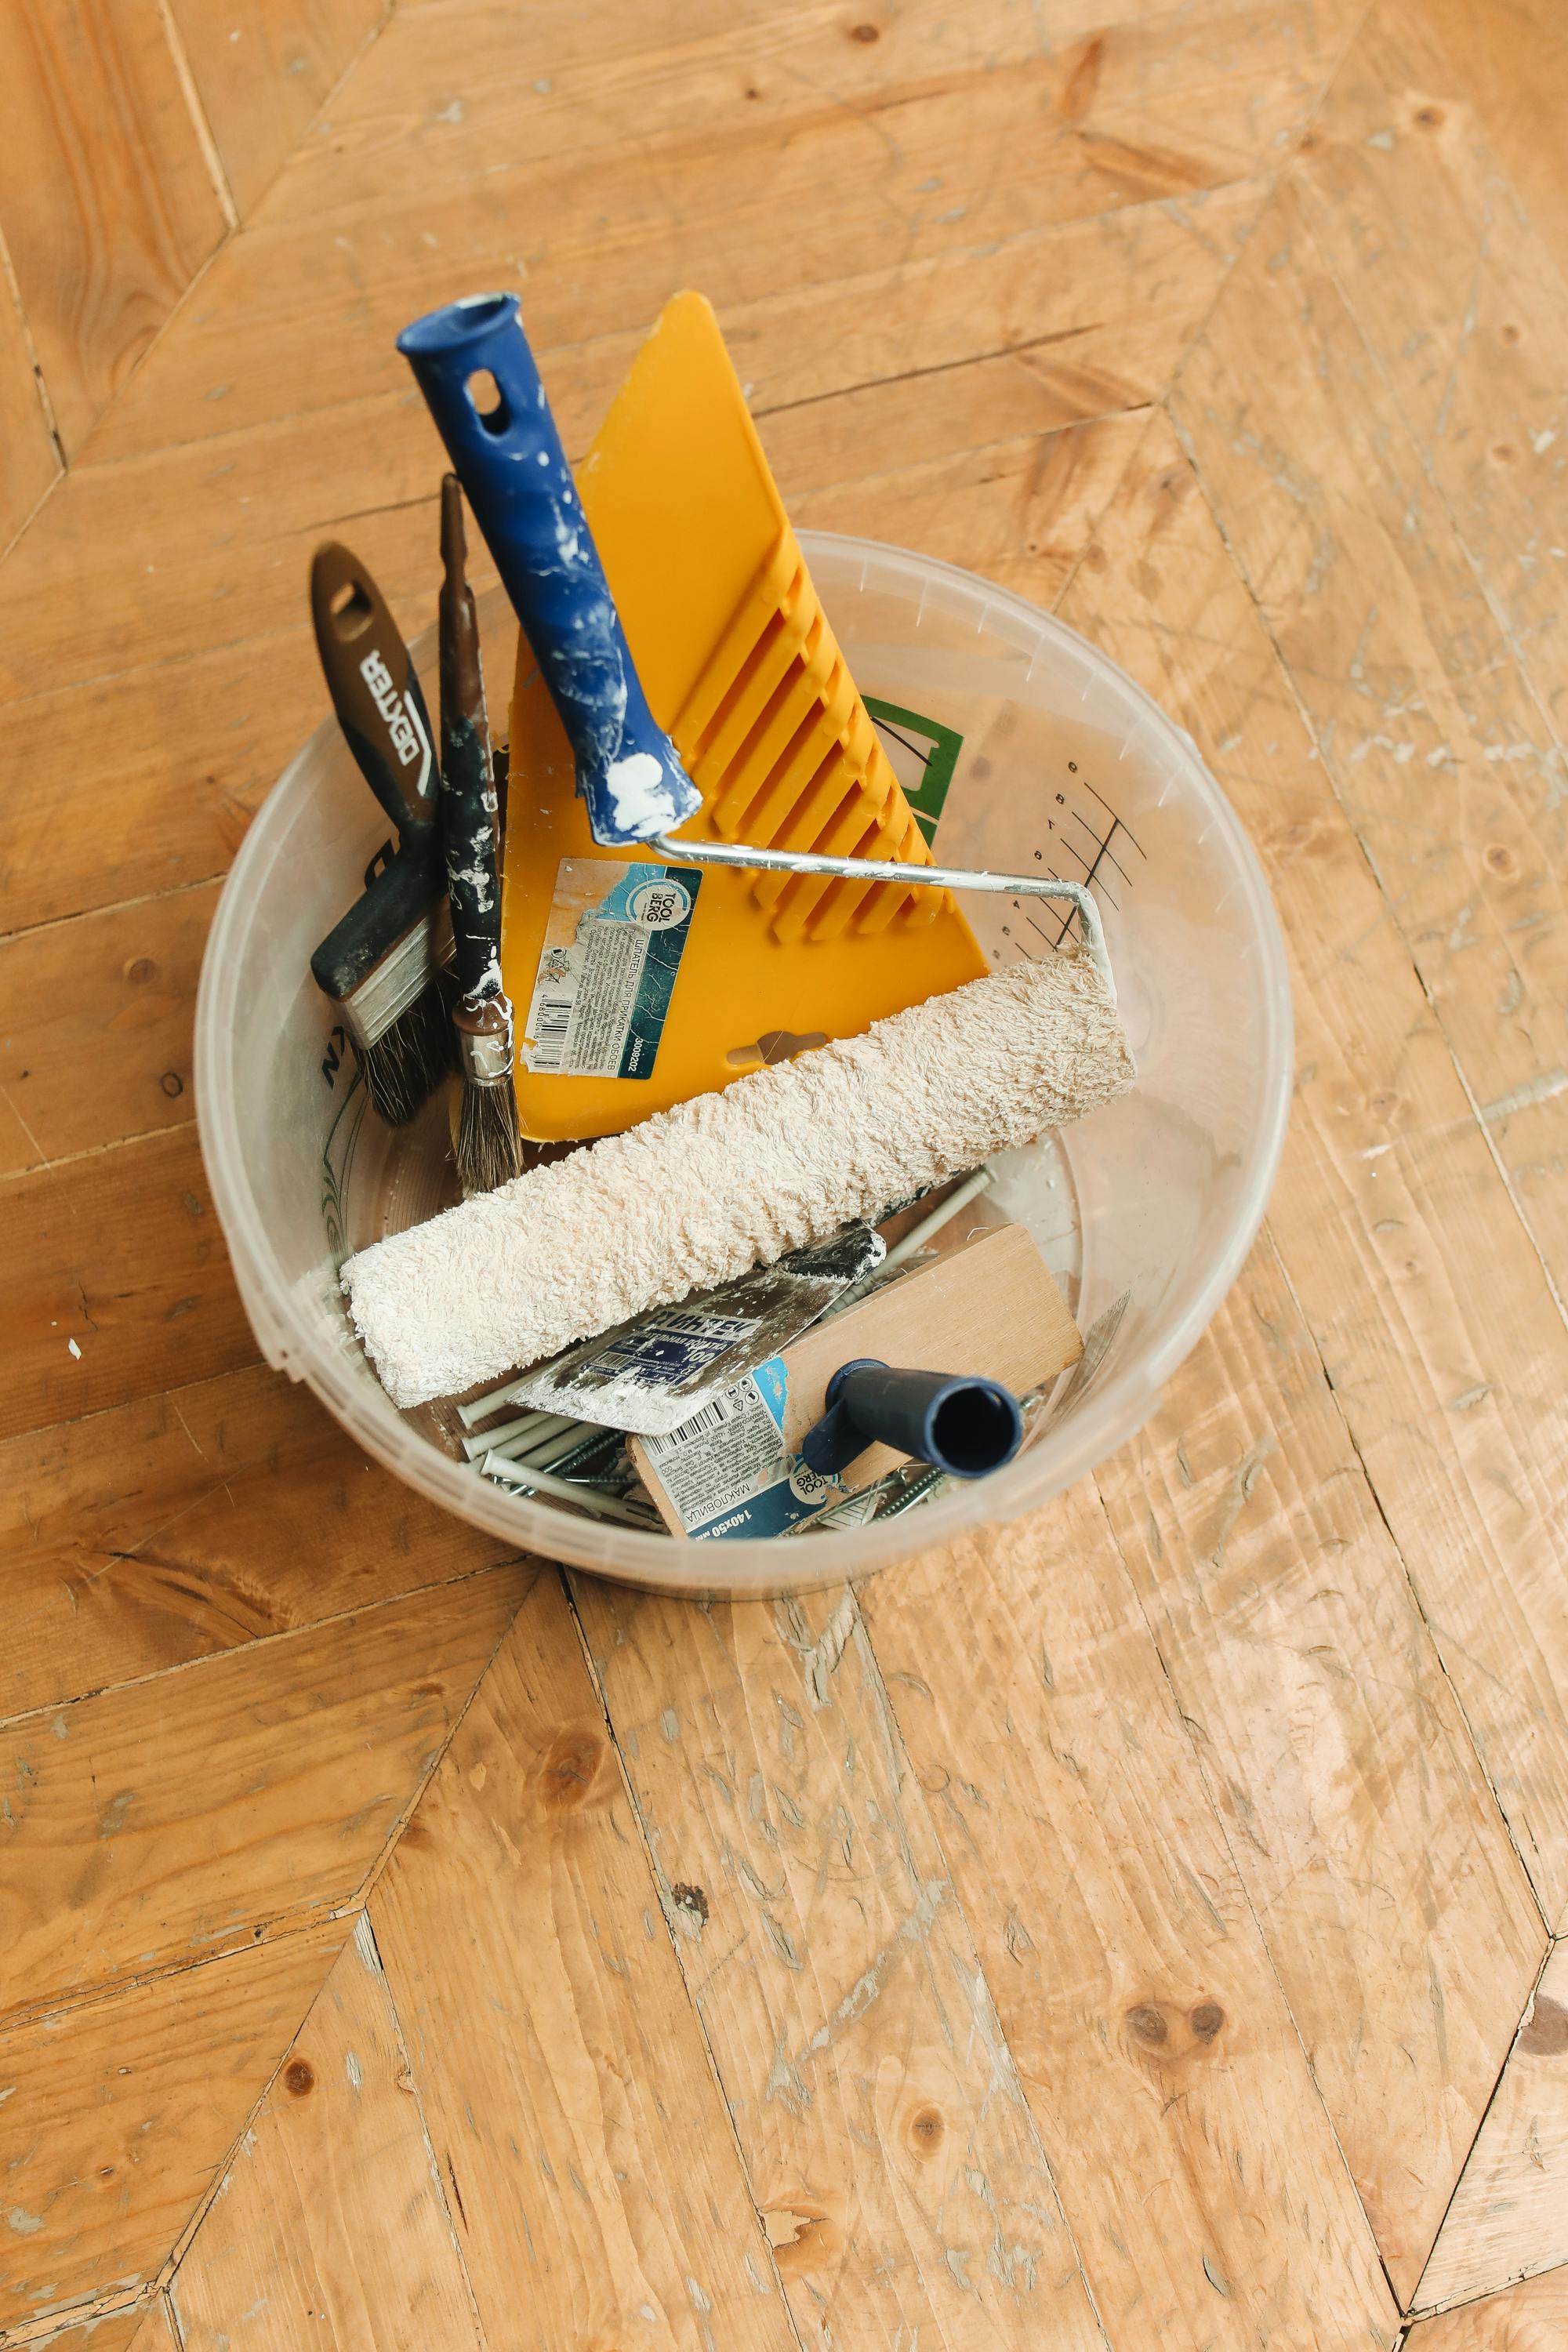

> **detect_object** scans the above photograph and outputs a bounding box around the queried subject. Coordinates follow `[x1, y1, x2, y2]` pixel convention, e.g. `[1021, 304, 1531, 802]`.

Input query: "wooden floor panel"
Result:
[1415, 1942, 1568, 2316]
[1063, 412, 1568, 1929]
[31, 2296, 179, 2352]
[862, 1489, 1399, 2351]
[572, 1577, 1103, 2350]
[0, 1364, 518, 1722]
[0, 1566, 524, 2025]
[1408, 2261, 1568, 2350]
[1092, 1229, 1545, 2299]
[367, 1576, 803, 2352]
[170, 1917, 481, 2352]
[4, 0, 1568, 2344]
[0, 1924, 344, 2334]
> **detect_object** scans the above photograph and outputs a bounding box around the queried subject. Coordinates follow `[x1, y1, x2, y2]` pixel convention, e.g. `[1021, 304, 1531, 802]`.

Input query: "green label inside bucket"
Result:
[865, 698, 964, 847]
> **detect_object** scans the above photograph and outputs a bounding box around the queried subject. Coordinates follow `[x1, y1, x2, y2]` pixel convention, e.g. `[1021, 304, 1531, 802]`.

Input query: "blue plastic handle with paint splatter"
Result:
[397, 293, 700, 848]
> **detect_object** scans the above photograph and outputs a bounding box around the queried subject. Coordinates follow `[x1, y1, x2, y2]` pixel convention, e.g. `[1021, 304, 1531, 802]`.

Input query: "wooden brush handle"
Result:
[441, 714, 503, 1004]
[310, 542, 438, 839]
[310, 840, 442, 1004]
[437, 474, 503, 1005]
[397, 292, 700, 848]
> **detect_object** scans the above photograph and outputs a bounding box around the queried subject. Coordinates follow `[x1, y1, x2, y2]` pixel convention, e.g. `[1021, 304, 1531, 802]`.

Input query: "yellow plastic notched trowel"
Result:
[501, 292, 985, 1143]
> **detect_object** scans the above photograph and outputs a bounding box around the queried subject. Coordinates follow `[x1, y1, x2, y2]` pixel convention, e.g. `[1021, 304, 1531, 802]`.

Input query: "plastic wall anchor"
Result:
[799, 1359, 1024, 1481]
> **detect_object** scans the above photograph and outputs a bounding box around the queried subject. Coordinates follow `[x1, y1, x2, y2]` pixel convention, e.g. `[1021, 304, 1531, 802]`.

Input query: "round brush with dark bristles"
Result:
[439, 474, 524, 1196]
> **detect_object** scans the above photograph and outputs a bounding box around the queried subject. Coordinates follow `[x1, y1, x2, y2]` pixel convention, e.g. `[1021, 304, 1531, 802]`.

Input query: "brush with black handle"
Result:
[439, 476, 524, 1195]
[308, 543, 457, 1125]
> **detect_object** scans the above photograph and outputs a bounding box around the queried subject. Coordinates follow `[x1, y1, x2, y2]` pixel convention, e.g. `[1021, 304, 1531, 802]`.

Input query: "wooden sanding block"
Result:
[628, 1223, 1082, 1540]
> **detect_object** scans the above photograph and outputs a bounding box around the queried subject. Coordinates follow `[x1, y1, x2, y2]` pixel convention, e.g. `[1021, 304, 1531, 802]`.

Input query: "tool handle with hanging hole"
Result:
[397, 292, 701, 848]
[310, 543, 439, 839]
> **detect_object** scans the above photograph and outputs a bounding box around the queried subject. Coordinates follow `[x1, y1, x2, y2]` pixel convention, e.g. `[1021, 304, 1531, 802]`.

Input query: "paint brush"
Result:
[307, 543, 456, 1125]
[439, 475, 524, 1195]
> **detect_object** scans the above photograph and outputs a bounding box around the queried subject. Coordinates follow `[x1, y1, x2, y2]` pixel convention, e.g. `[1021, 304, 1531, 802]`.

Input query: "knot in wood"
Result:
[538, 1728, 604, 1809]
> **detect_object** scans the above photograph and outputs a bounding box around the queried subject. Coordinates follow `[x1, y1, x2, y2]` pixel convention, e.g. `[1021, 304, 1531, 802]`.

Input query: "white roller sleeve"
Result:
[344, 953, 1134, 1407]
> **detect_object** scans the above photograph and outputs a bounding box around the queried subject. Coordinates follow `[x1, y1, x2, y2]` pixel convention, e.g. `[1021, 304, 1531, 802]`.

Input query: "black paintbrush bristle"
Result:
[456, 1069, 526, 1196]
[357, 972, 459, 1127]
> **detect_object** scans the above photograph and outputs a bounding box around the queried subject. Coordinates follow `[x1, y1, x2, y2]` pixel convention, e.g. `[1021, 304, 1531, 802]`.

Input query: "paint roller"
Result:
[343, 949, 1133, 1408]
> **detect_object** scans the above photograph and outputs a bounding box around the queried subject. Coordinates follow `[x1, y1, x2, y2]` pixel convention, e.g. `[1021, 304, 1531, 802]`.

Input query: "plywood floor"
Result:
[3, 2, 1567, 2346]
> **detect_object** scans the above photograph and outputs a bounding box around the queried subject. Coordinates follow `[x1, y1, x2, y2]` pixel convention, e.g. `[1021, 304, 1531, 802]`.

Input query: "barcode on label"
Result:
[644, 1388, 753, 1454]
[529, 995, 575, 1073]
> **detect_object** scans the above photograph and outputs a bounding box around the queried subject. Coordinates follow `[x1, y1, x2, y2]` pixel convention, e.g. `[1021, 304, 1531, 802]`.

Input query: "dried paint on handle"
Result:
[438, 478, 503, 1004]
[397, 292, 700, 848]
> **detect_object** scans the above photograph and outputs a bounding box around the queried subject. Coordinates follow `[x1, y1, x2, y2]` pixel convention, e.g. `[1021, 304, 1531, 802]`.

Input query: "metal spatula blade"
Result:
[500, 1225, 886, 1436]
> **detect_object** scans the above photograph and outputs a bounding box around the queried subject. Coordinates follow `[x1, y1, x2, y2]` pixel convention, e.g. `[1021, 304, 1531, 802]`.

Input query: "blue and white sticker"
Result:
[581, 1305, 760, 1392]
[523, 858, 701, 1080]
[639, 1357, 843, 1540]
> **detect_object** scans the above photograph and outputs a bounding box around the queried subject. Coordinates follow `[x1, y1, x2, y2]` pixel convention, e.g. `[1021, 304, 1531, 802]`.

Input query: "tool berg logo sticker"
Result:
[628, 876, 693, 931]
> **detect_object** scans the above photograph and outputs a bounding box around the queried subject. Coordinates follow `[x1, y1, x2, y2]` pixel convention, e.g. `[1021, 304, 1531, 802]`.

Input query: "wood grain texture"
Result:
[1171, 169, 1568, 1285]
[0, 261, 58, 551]
[24, 2298, 170, 2352]
[85, 158, 1263, 464]
[0, 886, 213, 1174]
[0, 1566, 524, 2024]
[572, 1578, 1102, 2351]
[1059, 413, 1568, 1929]
[786, 407, 1150, 606]
[0, 1363, 517, 1723]
[258, 0, 1351, 236]
[0, 0, 227, 455]
[1093, 1226, 1546, 2297]
[1408, 0, 1568, 284]
[165, 0, 387, 217]
[170, 1915, 481, 2352]
[0, 1127, 256, 1440]
[127, 2302, 180, 2352]
[0, 187, 1229, 679]
[1409, 2262, 1568, 2350]
[0, 1922, 343, 2334]
[0, 635, 316, 934]
[1415, 1944, 1568, 2315]
[859, 1487, 1400, 2352]
[1293, 0, 1568, 686]
[0, 407, 448, 710]
[368, 1572, 800, 2352]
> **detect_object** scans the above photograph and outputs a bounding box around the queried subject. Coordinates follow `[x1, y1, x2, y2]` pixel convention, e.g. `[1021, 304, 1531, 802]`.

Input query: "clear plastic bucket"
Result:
[195, 533, 1292, 1597]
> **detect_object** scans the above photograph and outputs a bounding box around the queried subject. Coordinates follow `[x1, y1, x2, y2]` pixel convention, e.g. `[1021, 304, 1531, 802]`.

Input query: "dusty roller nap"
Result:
[343, 952, 1134, 1408]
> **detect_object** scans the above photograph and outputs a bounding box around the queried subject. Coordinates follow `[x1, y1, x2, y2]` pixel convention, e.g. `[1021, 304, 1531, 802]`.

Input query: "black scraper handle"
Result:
[310, 541, 439, 840]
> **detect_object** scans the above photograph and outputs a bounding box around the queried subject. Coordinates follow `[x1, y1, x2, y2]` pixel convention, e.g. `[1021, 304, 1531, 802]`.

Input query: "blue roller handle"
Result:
[397, 293, 701, 848]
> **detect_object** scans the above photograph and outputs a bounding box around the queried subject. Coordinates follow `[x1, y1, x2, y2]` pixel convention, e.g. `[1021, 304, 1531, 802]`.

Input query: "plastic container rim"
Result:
[194, 528, 1294, 1592]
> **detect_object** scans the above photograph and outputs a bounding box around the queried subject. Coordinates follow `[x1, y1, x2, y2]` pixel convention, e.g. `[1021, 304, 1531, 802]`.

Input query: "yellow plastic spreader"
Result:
[502, 292, 985, 1142]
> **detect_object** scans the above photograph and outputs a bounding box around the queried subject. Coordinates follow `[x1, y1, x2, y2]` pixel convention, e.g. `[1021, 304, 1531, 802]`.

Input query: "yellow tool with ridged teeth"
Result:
[499, 291, 985, 1143]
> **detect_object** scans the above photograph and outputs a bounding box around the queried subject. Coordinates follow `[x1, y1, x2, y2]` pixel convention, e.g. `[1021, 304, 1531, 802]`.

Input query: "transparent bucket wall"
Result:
[195, 533, 1292, 1596]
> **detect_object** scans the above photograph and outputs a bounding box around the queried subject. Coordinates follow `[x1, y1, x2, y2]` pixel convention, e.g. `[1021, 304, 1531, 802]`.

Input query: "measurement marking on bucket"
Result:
[1002, 764, 1147, 956]
[866, 706, 1145, 960]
